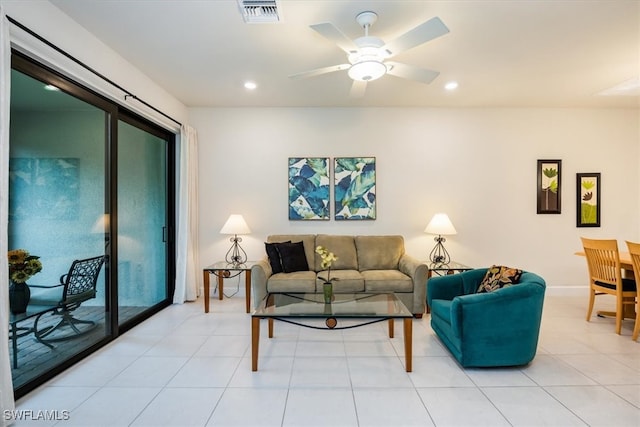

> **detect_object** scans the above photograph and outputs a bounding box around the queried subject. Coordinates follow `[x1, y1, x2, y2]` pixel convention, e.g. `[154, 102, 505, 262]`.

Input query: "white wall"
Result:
[1, 0, 188, 129]
[191, 107, 639, 291]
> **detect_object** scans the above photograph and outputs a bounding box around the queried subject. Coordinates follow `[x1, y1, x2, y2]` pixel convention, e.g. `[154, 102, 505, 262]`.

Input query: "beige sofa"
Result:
[250, 234, 428, 316]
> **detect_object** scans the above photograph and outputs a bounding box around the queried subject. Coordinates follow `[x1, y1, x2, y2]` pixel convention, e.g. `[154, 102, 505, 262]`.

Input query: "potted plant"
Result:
[315, 245, 338, 303]
[8, 249, 42, 314]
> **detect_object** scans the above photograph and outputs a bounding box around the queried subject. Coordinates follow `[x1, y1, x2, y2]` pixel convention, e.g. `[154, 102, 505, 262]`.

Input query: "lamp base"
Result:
[428, 235, 451, 265]
[225, 235, 247, 266]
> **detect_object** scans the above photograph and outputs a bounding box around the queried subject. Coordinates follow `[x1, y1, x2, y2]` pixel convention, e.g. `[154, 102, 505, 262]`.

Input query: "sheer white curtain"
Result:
[174, 124, 200, 303]
[0, 6, 16, 426]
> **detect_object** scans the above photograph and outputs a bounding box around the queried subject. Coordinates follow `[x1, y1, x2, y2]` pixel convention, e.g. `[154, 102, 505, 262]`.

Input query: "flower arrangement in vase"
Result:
[7, 249, 43, 314]
[316, 245, 338, 303]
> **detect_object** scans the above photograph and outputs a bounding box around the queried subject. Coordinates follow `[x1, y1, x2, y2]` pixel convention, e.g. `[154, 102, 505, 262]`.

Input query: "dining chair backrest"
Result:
[581, 237, 622, 290]
[624, 240, 640, 341]
[625, 241, 640, 279]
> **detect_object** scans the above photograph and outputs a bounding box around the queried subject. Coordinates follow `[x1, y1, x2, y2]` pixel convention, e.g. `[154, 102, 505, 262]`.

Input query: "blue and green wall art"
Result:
[334, 157, 376, 220]
[288, 157, 330, 220]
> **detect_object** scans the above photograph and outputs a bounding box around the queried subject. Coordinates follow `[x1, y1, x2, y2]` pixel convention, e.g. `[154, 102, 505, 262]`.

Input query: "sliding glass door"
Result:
[8, 52, 175, 397]
[8, 62, 111, 393]
[117, 118, 170, 324]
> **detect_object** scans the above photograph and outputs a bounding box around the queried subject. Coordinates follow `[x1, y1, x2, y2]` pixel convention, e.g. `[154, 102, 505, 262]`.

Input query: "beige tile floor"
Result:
[12, 293, 640, 426]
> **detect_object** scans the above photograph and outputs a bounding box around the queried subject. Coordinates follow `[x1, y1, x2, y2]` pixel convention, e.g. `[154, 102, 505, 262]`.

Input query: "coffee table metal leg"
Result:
[251, 317, 260, 371]
[403, 318, 412, 372]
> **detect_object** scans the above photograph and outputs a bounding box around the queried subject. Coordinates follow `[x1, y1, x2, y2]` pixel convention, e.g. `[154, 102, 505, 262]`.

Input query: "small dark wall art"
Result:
[536, 159, 561, 214]
[576, 173, 600, 227]
[334, 157, 376, 220]
[288, 157, 330, 220]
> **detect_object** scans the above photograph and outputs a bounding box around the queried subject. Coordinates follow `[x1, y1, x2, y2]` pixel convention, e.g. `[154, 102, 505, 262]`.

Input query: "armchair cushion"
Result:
[29, 284, 64, 305]
[476, 265, 523, 293]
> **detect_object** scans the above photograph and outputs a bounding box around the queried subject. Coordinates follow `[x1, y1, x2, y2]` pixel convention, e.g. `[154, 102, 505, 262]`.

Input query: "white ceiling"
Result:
[49, 0, 640, 109]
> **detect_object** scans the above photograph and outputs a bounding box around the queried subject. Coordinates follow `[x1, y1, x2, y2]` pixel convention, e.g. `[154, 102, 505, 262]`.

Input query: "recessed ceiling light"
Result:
[44, 84, 60, 91]
[244, 81, 257, 90]
[444, 81, 458, 91]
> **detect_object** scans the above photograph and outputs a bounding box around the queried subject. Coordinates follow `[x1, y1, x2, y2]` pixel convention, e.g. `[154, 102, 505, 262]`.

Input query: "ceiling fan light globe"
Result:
[348, 60, 387, 82]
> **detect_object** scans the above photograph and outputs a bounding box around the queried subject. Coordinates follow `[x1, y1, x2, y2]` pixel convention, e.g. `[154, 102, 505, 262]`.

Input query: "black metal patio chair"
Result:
[30, 255, 105, 343]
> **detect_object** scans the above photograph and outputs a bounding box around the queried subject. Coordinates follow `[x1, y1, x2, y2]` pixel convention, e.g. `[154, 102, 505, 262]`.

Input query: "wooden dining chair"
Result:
[580, 237, 637, 334]
[624, 241, 640, 341]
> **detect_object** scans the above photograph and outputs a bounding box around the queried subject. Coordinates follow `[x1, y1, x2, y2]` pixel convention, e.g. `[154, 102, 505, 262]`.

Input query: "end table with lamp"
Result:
[203, 261, 258, 313]
[424, 213, 472, 312]
[203, 214, 254, 313]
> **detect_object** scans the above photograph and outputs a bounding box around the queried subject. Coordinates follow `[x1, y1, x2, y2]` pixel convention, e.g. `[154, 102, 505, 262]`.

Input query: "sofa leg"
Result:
[413, 313, 423, 319]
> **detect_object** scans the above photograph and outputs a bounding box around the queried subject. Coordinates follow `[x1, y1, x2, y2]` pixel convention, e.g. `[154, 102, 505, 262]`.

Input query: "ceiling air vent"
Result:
[238, 0, 281, 23]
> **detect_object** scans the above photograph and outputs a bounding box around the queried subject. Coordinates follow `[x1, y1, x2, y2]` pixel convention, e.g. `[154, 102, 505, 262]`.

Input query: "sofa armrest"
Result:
[399, 254, 428, 313]
[450, 281, 546, 341]
[251, 259, 272, 308]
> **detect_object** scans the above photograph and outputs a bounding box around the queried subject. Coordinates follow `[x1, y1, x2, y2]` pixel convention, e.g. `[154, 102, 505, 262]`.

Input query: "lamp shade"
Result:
[424, 213, 457, 235]
[91, 213, 110, 233]
[220, 214, 251, 235]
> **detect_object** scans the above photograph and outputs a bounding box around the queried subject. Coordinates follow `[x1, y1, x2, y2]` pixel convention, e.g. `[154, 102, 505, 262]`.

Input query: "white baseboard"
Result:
[545, 285, 587, 297]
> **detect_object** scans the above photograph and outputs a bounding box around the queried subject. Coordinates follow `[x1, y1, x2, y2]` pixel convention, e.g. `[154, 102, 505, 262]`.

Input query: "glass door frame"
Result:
[113, 112, 176, 334]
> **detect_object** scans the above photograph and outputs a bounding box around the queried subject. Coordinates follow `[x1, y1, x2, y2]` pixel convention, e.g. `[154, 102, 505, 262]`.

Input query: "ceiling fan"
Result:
[289, 11, 450, 98]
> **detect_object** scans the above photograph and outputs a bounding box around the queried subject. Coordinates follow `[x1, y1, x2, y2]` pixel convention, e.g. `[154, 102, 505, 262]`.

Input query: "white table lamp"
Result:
[220, 214, 251, 265]
[424, 213, 457, 264]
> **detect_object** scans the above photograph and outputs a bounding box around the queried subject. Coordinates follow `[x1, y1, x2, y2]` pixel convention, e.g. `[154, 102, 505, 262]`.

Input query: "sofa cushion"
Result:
[361, 270, 413, 292]
[476, 265, 523, 293]
[265, 241, 290, 274]
[277, 241, 309, 273]
[267, 271, 317, 293]
[315, 235, 358, 271]
[316, 270, 364, 292]
[267, 234, 316, 270]
[355, 235, 405, 271]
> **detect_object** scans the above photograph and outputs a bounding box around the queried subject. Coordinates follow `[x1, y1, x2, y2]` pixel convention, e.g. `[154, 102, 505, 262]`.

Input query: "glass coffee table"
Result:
[251, 293, 414, 372]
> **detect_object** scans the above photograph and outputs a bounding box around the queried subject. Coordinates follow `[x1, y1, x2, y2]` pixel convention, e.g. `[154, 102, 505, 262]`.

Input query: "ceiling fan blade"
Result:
[382, 17, 450, 57]
[349, 80, 367, 98]
[310, 22, 358, 53]
[385, 61, 440, 84]
[289, 64, 350, 80]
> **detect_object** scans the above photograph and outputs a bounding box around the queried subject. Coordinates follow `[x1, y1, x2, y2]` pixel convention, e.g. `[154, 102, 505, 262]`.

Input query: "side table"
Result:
[10, 304, 56, 368]
[203, 261, 258, 313]
[426, 261, 472, 313]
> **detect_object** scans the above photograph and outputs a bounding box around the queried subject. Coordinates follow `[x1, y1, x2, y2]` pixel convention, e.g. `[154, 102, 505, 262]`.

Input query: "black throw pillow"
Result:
[277, 241, 309, 273]
[265, 241, 290, 274]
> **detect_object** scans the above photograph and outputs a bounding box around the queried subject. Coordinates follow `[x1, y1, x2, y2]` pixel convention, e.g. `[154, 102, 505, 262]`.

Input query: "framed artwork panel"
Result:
[576, 173, 600, 227]
[536, 159, 561, 214]
[334, 157, 376, 220]
[288, 157, 330, 220]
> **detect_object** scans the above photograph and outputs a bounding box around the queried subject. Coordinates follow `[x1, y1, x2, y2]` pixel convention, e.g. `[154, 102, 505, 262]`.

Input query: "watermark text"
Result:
[4, 409, 70, 421]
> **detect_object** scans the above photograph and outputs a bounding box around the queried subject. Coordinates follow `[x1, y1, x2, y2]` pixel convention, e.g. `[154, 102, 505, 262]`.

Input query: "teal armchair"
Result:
[427, 268, 546, 368]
